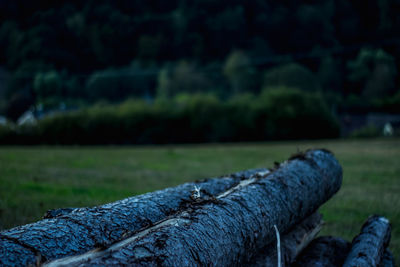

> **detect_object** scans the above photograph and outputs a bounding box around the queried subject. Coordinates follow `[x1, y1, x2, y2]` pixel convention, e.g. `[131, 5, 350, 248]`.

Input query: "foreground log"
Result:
[249, 212, 323, 266]
[290, 236, 351, 267]
[45, 149, 342, 266]
[379, 249, 395, 267]
[0, 168, 266, 267]
[343, 215, 391, 267]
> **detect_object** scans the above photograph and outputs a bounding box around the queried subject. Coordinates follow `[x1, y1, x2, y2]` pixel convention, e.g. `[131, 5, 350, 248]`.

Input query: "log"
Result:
[44, 149, 342, 266]
[343, 215, 391, 267]
[290, 236, 351, 267]
[379, 249, 395, 267]
[249, 212, 323, 266]
[0, 168, 267, 267]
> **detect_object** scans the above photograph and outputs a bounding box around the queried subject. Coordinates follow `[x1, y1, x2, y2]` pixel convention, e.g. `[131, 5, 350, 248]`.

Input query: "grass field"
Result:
[0, 138, 399, 261]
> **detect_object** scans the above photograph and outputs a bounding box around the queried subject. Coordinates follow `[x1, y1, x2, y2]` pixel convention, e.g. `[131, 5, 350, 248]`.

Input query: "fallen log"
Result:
[44, 149, 342, 266]
[343, 215, 391, 267]
[379, 249, 395, 267]
[290, 236, 351, 267]
[0, 168, 266, 267]
[249, 212, 323, 266]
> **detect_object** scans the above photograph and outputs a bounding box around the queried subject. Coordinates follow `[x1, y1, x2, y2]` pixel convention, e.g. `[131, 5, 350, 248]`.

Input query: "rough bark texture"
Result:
[0, 168, 265, 267]
[249, 212, 323, 266]
[290, 236, 351, 267]
[45, 149, 342, 266]
[379, 249, 395, 267]
[343, 215, 391, 267]
[0, 237, 38, 266]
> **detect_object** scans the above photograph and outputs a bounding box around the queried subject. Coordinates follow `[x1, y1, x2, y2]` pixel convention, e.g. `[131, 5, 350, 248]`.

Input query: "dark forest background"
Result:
[0, 0, 399, 144]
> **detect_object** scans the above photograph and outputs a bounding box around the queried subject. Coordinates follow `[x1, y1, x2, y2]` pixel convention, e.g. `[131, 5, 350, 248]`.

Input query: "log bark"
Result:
[379, 249, 395, 267]
[0, 168, 266, 267]
[249, 212, 323, 266]
[44, 149, 342, 266]
[343, 215, 391, 267]
[290, 236, 351, 267]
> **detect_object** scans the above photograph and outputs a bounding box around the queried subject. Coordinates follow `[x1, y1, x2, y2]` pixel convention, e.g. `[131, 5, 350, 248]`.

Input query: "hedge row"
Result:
[0, 88, 340, 145]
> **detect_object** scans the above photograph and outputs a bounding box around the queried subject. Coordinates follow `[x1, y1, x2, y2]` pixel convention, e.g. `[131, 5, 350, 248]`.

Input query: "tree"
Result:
[205, 5, 247, 57]
[137, 34, 162, 63]
[347, 48, 397, 98]
[85, 61, 157, 102]
[263, 63, 321, 92]
[0, 21, 24, 68]
[156, 61, 210, 98]
[223, 50, 258, 94]
[293, 4, 335, 50]
[318, 55, 343, 93]
[33, 70, 62, 102]
[5, 91, 34, 121]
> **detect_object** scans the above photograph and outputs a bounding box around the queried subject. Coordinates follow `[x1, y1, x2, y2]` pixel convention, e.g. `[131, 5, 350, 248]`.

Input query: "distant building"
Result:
[383, 123, 394, 136]
[0, 116, 7, 126]
[367, 113, 400, 129]
[17, 110, 37, 126]
[340, 112, 400, 136]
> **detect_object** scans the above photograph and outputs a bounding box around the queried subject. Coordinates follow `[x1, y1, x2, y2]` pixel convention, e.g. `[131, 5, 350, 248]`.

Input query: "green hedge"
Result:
[0, 88, 340, 145]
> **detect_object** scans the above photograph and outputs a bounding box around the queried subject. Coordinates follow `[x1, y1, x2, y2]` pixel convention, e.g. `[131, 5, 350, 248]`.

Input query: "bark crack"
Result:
[0, 234, 47, 264]
[61, 217, 102, 246]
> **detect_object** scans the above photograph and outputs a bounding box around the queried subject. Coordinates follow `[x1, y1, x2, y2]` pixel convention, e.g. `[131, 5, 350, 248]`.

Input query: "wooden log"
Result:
[249, 212, 323, 266]
[343, 215, 391, 267]
[0, 168, 266, 267]
[290, 236, 351, 267]
[379, 249, 395, 267]
[44, 149, 342, 266]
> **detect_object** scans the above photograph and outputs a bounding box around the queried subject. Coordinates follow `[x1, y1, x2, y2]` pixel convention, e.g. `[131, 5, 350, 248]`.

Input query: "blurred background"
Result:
[0, 0, 400, 260]
[0, 0, 399, 144]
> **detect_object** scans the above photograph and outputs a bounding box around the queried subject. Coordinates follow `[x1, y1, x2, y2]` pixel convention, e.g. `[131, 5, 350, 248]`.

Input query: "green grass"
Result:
[0, 138, 399, 261]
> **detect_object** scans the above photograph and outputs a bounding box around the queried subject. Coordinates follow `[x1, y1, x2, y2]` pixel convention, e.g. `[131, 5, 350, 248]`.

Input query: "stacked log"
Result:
[40, 149, 342, 266]
[380, 249, 396, 267]
[290, 236, 351, 267]
[0, 168, 267, 266]
[343, 215, 392, 267]
[0, 149, 395, 266]
[249, 212, 323, 266]
[291, 216, 394, 267]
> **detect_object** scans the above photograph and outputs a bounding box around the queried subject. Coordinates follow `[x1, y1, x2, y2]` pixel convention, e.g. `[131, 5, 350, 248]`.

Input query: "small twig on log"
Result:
[190, 185, 202, 200]
[343, 215, 391, 267]
[273, 225, 281, 267]
[249, 212, 322, 267]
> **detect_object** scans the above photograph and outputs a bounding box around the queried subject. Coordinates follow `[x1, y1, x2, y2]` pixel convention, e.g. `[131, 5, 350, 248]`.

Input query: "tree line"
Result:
[0, 0, 399, 121]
